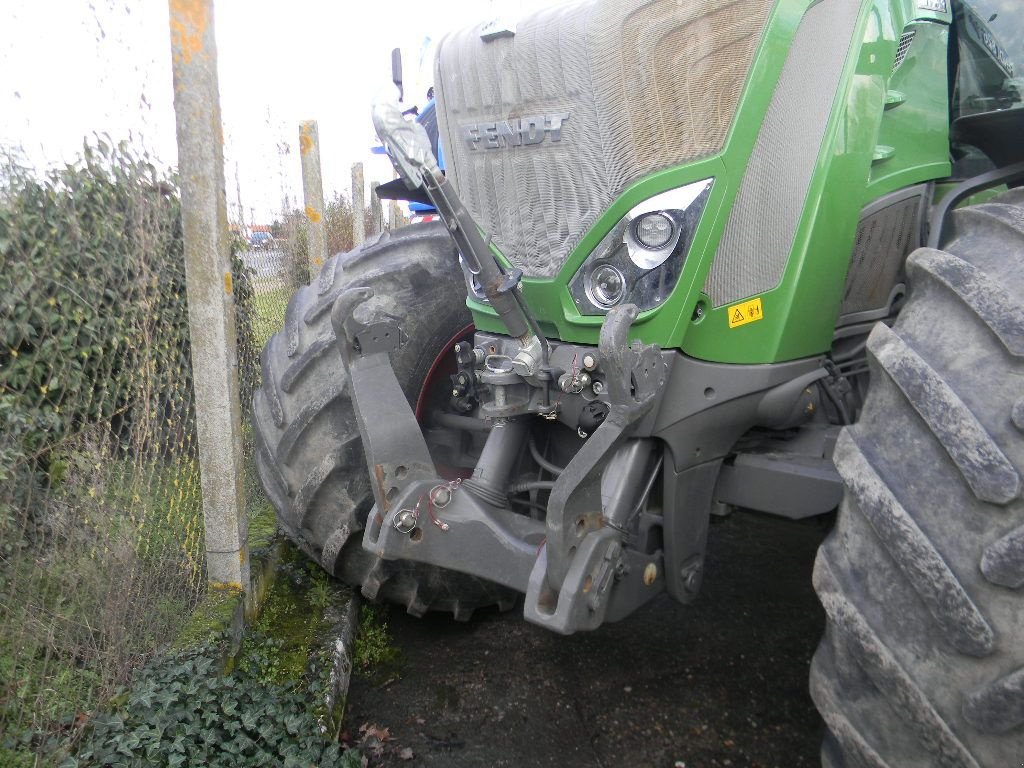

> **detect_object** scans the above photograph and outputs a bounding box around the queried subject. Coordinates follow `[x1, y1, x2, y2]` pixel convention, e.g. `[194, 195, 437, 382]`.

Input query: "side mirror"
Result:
[391, 48, 404, 103]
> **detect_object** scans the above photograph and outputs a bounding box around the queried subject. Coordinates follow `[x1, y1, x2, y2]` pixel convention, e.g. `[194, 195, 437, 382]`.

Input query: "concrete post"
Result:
[351, 162, 365, 247]
[299, 120, 327, 281]
[369, 181, 383, 236]
[389, 199, 406, 230]
[168, 0, 249, 591]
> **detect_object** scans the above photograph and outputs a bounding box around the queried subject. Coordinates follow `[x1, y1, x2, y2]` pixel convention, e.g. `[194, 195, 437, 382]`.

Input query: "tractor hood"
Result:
[433, 0, 775, 278]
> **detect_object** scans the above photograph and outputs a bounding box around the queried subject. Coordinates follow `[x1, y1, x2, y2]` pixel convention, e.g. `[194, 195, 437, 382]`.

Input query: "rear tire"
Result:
[811, 189, 1024, 765]
[253, 222, 512, 618]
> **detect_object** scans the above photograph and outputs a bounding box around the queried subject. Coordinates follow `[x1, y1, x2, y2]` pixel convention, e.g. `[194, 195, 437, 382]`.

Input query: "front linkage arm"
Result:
[524, 304, 668, 634]
[332, 286, 543, 594]
[333, 282, 668, 632]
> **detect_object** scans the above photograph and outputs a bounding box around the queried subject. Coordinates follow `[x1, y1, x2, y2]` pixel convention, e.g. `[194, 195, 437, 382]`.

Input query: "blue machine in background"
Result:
[373, 48, 444, 220]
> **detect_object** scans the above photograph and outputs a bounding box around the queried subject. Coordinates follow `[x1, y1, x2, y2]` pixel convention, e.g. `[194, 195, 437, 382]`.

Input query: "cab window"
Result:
[952, 0, 1021, 118]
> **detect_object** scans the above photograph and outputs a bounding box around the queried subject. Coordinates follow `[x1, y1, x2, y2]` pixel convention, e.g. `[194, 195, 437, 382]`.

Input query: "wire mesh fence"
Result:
[0, 141, 296, 762]
[0, 134, 389, 768]
[0, 3, 407, 763]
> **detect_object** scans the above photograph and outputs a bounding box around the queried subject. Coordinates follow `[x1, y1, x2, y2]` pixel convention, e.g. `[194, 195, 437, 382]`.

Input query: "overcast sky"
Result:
[2, 1, 1020, 224]
[0, 0, 550, 224]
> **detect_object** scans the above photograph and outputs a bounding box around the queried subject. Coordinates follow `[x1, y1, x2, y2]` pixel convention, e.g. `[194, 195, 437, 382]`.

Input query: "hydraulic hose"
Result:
[528, 436, 564, 477]
[508, 480, 556, 494]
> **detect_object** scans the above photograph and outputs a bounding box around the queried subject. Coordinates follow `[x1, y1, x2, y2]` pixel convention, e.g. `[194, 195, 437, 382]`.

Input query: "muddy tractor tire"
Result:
[252, 223, 511, 618]
[811, 189, 1024, 765]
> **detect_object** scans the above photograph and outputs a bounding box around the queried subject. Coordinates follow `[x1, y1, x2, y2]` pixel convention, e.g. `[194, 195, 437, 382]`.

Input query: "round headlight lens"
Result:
[633, 212, 674, 250]
[590, 264, 625, 308]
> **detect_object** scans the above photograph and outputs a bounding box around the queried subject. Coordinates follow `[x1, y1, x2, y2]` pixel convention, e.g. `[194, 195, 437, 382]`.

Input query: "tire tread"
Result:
[812, 189, 1024, 765]
[252, 222, 510, 616]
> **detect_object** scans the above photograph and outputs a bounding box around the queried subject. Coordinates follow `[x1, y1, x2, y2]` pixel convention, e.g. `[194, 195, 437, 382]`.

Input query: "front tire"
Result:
[810, 189, 1024, 765]
[252, 223, 510, 618]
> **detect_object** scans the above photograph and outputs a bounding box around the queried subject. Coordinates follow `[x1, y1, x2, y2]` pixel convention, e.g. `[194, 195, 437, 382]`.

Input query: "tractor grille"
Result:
[892, 29, 916, 74]
[433, 0, 774, 278]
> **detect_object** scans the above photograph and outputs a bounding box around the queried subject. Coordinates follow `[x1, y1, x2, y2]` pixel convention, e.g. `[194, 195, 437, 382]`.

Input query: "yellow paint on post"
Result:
[168, 0, 208, 66]
[305, 206, 322, 223]
[299, 132, 314, 155]
[223, 271, 233, 294]
[727, 297, 764, 329]
[209, 580, 244, 592]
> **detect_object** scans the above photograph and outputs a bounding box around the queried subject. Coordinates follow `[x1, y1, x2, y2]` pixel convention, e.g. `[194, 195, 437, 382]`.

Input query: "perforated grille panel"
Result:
[892, 29, 916, 74]
[702, 0, 861, 307]
[434, 0, 774, 277]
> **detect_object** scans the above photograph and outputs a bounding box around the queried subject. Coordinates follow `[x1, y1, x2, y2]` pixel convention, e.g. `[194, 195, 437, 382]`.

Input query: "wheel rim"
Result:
[414, 322, 475, 422]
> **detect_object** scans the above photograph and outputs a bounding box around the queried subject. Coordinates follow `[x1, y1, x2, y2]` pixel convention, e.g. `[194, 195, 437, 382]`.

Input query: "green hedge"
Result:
[0, 140, 258, 543]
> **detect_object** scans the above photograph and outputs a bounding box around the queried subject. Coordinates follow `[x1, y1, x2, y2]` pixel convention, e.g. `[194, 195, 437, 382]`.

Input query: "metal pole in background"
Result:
[352, 162, 365, 247]
[369, 181, 383, 236]
[299, 120, 327, 281]
[168, 0, 250, 592]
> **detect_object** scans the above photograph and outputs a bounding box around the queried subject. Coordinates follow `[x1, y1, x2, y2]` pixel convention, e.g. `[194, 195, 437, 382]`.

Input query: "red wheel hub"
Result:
[414, 323, 475, 423]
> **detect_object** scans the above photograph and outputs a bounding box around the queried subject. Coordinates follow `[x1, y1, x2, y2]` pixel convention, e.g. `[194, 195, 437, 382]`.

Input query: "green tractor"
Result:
[253, 0, 1023, 763]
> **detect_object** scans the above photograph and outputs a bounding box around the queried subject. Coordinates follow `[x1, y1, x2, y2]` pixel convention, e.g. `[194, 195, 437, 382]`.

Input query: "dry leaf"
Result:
[358, 723, 392, 757]
[360, 724, 391, 742]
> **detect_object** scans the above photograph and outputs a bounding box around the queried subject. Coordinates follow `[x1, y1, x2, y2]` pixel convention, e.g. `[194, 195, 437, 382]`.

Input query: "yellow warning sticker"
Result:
[727, 297, 764, 329]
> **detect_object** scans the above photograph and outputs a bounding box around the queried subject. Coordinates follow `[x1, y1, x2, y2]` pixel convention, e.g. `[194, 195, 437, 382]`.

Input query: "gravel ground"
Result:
[345, 510, 830, 768]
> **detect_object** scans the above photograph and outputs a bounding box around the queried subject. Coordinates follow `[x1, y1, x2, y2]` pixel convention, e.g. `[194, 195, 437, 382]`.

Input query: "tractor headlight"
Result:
[630, 213, 677, 259]
[569, 179, 713, 315]
[588, 264, 626, 308]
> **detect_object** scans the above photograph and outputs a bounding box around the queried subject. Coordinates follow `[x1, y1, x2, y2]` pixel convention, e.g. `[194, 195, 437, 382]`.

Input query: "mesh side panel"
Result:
[892, 29, 916, 74]
[434, 0, 774, 278]
[840, 194, 921, 317]
[703, 0, 861, 307]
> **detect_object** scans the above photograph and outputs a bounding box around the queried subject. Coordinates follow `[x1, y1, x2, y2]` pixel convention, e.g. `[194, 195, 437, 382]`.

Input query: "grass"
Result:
[249, 285, 290, 348]
[241, 432, 280, 557]
[0, 442, 207, 764]
[354, 604, 399, 671]
[236, 546, 334, 689]
[172, 586, 242, 652]
[0, 273, 289, 764]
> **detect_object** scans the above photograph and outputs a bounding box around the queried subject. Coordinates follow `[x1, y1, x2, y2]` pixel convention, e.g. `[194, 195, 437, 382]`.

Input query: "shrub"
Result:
[70, 639, 361, 768]
[273, 191, 378, 293]
[0, 140, 257, 545]
[0, 139, 259, 761]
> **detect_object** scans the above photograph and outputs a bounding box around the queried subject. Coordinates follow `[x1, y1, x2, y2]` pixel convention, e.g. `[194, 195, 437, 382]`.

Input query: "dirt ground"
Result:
[345, 510, 830, 768]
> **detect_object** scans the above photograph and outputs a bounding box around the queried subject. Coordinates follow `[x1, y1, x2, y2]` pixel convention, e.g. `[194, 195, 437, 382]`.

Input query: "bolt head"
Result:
[681, 561, 703, 592]
[582, 353, 597, 370]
